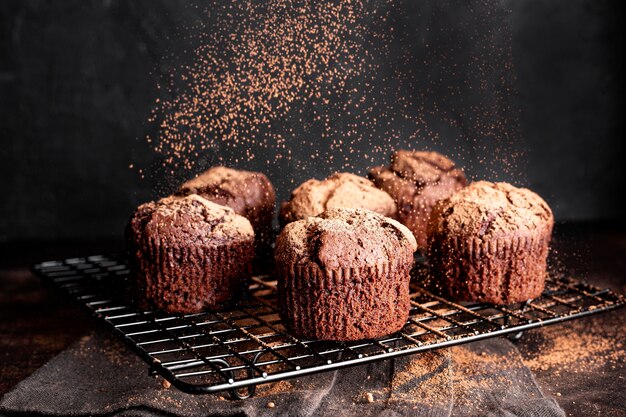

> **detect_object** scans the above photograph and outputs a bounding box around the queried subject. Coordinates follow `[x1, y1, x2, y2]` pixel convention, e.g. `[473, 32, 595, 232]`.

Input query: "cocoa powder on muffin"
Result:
[127, 194, 254, 313]
[427, 181, 554, 304]
[275, 208, 417, 341]
[368, 150, 466, 249]
[279, 172, 396, 226]
[178, 166, 275, 254]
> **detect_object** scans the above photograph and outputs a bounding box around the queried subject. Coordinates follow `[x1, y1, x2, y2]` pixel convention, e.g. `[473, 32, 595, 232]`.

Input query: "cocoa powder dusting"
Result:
[256, 380, 294, 397]
[449, 345, 518, 406]
[391, 351, 450, 405]
[521, 320, 625, 374]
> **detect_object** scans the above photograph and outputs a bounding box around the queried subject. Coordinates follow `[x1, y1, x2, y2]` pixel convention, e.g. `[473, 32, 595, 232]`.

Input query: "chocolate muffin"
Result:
[275, 208, 417, 341]
[178, 166, 275, 255]
[126, 194, 254, 314]
[368, 150, 467, 249]
[427, 181, 554, 305]
[279, 172, 396, 226]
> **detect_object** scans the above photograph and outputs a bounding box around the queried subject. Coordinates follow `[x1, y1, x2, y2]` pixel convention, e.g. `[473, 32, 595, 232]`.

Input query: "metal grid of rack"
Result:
[33, 254, 625, 399]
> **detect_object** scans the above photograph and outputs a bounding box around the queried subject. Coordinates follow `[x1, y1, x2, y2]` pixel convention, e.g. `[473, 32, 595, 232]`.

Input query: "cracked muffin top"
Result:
[428, 181, 553, 240]
[279, 173, 396, 225]
[369, 150, 466, 192]
[275, 208, 417, 269]
[178, 166, 275, 219]
[128, 194, 254, 247]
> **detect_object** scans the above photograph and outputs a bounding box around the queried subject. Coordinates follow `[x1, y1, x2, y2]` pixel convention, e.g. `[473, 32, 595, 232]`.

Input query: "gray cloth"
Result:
[0, 332, 563, 417]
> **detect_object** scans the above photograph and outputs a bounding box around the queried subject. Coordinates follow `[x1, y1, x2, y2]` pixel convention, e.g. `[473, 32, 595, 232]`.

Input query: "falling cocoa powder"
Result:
[142, 1, 524, 186]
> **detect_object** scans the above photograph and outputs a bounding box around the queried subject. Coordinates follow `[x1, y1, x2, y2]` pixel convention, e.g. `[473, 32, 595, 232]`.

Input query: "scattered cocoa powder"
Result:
[256, 379, 293, 397]
[390, 351, 450, 406]
[521, 320, 625, 374]
[450, 345, 515, 398]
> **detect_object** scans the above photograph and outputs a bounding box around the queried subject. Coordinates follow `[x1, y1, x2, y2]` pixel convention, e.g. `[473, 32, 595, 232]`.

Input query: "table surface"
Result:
[1, 223, 624, 417]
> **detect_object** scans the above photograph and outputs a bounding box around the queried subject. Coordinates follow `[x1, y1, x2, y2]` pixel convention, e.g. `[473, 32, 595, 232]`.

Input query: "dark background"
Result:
[0, 0, 624, 242]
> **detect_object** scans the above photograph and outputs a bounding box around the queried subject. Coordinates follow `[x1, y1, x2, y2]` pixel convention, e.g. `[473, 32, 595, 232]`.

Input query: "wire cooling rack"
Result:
[33, 254, 625, 399]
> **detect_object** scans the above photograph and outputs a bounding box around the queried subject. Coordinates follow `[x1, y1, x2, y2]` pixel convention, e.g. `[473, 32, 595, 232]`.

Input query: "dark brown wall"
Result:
[0, 0, 623, 240]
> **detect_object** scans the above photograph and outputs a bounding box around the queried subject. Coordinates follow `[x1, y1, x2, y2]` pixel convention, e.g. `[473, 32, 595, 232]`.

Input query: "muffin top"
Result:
[280, 173, 396, 224]
[428, 181, 554, 240]
[178, 166, 275, 216]
[276, 208, 417, 269]
[369, 150, 466, 188]
[129, 194, 254, 246]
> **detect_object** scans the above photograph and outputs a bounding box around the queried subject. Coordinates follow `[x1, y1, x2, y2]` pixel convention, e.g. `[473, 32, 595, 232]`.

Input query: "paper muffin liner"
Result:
[428, 224, 553, 304]
[277, 259, 412, 341]
[134, 236, 254, 313]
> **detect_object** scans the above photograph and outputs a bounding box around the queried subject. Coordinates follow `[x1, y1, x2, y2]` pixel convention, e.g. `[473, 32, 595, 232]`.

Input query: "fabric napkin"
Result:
[0, 330, 563, 417]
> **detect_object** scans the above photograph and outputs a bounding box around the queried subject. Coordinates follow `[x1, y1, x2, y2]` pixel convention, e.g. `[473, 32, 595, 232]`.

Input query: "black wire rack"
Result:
[33, 254, 625, 399]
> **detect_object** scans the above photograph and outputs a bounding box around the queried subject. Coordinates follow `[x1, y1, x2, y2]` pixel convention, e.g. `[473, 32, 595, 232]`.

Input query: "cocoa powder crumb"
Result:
[355, 392, 376, 404]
